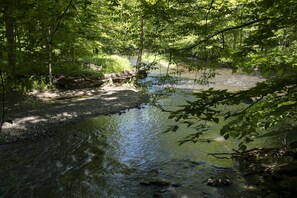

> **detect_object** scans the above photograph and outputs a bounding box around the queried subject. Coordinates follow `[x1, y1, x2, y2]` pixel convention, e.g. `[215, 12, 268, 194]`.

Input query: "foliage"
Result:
[165, 74, 297, 150]
[4, 75, 51, 93]
[138, 0, 297, 150]
[134, 61, 158, 73]
[52, 62, 100, 77]
[142, 53, 168, 65]
[0, 0, 133, 84]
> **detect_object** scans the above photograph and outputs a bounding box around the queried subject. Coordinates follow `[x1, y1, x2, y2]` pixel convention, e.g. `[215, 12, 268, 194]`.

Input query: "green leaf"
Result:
[162, 126, 173, 133]
[183, 121, 194, 128]
[175, 115, 183, 121]
[275, 56, 282, 63]
[264, 122, 270, 129]
[224, 134, 230, 140]
[168, 114, 175, 119]
[239, 145, 247, 151]
[172, 125, 179, 132]
[213, 117, 219, 123]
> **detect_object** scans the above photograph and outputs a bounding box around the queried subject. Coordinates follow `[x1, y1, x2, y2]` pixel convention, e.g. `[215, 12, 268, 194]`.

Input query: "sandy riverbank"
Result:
[0, 84, 149, 144]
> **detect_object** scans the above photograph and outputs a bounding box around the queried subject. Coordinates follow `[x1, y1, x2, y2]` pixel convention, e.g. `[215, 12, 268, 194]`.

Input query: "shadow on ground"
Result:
[1, 87, 148, 144]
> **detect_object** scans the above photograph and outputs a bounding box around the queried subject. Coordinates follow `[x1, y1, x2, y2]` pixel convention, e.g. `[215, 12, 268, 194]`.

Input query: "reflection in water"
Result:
[112, 109, 165, 167]
[0, 70, 266, 197]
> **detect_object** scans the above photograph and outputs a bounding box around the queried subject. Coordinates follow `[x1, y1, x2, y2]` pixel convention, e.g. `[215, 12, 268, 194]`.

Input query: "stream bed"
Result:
[0, 70, 268, 197]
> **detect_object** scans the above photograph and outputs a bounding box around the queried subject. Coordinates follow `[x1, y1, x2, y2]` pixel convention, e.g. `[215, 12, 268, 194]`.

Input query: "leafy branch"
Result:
[175, 17, 278, 52]
[164, 75, 297, 150]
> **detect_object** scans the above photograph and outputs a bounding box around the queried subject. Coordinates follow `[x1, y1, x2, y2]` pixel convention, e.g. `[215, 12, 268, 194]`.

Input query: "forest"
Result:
[0, 0, 297, 197]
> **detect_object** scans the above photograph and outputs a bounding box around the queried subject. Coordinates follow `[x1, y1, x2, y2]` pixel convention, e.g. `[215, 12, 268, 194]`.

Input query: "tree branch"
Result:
[175, 17, 278, 52]
[50, 0, 74, 44]
[206, 0, 215, 20]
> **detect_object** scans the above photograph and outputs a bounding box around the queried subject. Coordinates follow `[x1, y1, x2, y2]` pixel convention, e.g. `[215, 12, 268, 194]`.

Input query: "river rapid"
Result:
[0, 69, 267, 197]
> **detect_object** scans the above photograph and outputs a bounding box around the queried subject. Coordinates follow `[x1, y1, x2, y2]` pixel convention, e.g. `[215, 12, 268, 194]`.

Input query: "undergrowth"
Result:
[0, 54, 132, 93]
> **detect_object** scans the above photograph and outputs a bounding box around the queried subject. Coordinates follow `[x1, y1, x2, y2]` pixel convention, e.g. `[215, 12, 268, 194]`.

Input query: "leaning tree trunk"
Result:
[4, 8, 16, 79]
[136, 16, 144, 66]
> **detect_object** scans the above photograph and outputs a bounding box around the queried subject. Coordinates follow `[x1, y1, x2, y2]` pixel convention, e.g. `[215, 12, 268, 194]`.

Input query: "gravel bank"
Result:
[0, 84, 149, 144]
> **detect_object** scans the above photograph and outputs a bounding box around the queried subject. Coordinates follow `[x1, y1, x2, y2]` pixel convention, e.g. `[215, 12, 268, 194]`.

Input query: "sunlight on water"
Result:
[0, 69, 268, 197]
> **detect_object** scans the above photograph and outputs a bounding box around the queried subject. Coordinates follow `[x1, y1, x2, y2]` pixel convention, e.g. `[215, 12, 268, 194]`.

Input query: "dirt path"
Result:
[0, 84, 148, 144]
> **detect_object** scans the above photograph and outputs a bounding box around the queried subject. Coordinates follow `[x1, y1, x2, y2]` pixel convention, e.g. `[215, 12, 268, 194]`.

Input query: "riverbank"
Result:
[0, 84, 149, 144]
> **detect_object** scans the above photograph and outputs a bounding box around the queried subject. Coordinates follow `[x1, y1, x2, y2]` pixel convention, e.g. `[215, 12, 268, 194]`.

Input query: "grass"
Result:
[54, 54, 132, 77]
[53, 62, 103, 78]
[79, 54, 132, 74]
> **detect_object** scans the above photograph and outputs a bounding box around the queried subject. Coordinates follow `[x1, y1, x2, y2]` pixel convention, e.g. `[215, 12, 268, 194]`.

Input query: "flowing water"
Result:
[0, 70, 268, 197]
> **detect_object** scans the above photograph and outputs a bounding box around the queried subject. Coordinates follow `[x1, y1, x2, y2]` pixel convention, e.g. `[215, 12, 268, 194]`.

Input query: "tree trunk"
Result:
[47, 27, 53, 84]
[239, 7, 243, 47]
[71, 47, 76, 63]
[233, 31, 237, 49]
[222, 32, 225, 49]
[136, 16, 144, 66]
[166, 52, 172, 76]
[0, 70, 5, 133]
[46, 0, 74, 84]
[48, 42, 53, 84]
[4, 8, 16, 79]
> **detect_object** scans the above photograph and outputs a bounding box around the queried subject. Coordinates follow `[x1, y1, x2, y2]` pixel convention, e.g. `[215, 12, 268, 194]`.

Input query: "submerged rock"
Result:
[140, 179, 181, 188]
[149, 180, 171, 187]
[206, 177, 231, 187]
[139, 180, 171, 187]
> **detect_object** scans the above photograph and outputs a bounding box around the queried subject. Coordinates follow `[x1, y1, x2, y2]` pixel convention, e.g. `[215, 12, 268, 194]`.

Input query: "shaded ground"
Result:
[0, 84, 149, 144]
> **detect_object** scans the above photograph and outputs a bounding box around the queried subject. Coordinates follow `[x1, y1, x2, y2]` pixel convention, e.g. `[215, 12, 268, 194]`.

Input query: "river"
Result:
[0, 69, 267, 197]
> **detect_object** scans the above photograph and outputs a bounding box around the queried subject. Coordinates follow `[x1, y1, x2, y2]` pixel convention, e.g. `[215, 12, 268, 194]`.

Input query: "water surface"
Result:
[0, 70, 267, 197]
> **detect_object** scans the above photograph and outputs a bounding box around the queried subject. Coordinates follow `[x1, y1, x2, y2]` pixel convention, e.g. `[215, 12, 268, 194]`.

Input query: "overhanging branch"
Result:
[175, 17, 278, 52]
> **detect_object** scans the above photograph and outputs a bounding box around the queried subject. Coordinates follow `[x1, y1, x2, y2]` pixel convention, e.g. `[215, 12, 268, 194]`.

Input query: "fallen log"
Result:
[54, 70, 136, 89]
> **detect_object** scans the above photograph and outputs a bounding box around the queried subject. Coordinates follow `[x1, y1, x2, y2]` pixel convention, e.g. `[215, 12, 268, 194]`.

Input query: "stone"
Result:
[149, 180, 171, 187]
[206, 177, 231, 187]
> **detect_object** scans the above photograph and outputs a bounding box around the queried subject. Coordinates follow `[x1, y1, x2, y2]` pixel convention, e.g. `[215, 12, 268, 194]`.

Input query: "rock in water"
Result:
[206, 177, 231, 187]
[149, 180, 171, 187]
